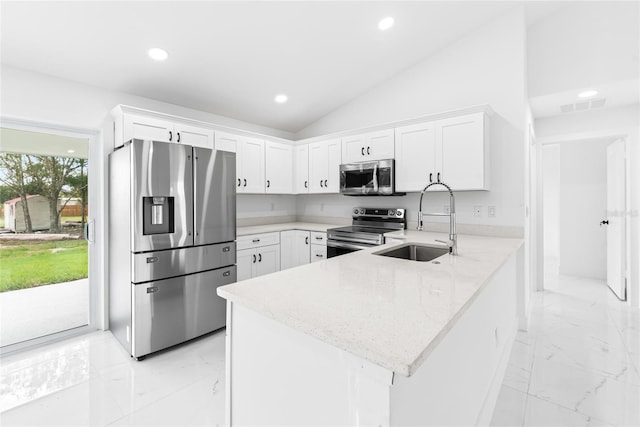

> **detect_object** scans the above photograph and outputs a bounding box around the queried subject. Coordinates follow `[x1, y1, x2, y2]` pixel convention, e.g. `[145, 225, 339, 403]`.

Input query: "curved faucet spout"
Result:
[417, 179, 457, 255]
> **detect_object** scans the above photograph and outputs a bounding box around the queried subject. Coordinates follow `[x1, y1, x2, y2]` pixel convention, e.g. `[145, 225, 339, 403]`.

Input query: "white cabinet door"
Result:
[342, 134, 367, 163]
[308, 141, 328, 193]
[265, 141, 293, 194]
[237, 136, 265, 194]
[123, 114, 174, 143]
[280, 230, 310, 270]
[395, 122, 436, 192]
[175, 123, 214, 149]
[436, 112, 487, 190]
[365, 129, 395, 161]
[342, 130, 393, 163]
[255, 245, 280, 277]
[236, 248, 255, 282]
[294, 145, 309, 194]
[325, 139, 342, 193]
[215, 132, 240, 152]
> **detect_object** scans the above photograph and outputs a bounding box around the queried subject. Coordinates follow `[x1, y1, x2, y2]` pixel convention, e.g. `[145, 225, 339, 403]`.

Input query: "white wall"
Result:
[294, 8, 527, 233]
[0, 65, 295, 140]
[535, 105, 640, 306]
[542, 145, 560, 262]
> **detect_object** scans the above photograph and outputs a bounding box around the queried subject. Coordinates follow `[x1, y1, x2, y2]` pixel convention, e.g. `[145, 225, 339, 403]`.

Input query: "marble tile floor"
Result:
[491, 273, 640, 427]
[0, 272, 637, 427]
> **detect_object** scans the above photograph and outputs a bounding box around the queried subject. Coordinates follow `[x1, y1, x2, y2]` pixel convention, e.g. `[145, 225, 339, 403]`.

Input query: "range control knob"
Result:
[396, 210, 403, 217]
[353, 209, 359, 215]
[359, 209, 365, 214]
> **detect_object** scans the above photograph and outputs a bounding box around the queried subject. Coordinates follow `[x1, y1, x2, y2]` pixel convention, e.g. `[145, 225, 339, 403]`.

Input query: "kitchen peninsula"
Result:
[218, 230, 523, 426]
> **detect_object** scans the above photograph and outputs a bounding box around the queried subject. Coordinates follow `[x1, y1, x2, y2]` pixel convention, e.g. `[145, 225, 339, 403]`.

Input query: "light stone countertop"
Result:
[237, 222, 336, 236]
[219, 229, 523, 377]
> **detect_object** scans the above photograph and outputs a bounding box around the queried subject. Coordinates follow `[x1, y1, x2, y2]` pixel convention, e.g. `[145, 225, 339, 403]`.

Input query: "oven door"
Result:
[326, 240, 377, 258]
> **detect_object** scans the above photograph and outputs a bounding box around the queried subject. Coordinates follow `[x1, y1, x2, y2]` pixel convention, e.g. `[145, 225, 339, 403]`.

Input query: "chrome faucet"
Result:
[417, 178, 458, 255]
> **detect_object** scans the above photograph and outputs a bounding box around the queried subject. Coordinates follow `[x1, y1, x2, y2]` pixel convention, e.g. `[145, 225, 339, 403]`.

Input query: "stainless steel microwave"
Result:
[339, 159, 400, 196]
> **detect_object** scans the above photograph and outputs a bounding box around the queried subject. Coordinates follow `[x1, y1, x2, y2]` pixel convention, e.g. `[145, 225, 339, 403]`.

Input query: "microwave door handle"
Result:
[373, 163, 378, 192]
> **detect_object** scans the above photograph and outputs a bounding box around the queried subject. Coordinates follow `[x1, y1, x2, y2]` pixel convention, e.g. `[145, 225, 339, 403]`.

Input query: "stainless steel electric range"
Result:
[326, 207, 406, 258]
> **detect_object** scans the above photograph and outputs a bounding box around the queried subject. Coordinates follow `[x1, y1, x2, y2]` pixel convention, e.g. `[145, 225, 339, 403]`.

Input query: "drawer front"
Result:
[310, 244, 327, 263]
[237, 232, 280, 250]
[310, 231, 327, 245]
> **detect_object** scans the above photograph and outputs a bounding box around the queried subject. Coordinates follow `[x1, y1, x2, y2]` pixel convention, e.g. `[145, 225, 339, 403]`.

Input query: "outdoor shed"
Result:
[3, 195, 50, 232]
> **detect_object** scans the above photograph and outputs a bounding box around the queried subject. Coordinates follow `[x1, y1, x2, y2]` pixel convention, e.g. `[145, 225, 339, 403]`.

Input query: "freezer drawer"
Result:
[132, 265, 236, 358]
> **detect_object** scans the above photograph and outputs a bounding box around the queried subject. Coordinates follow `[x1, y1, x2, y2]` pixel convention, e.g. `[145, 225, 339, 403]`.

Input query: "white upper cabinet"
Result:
[175, 123, 214, 149]
[265, 141, 293, 194]
[237, 136, 265, 194]
[342, 129, 394, 163]
[214, 132, 240, 152]
[395, 112, 489, 192]
[309, 139, 341, 193]
[113, 107, 214, 150]
[294, 145, 309, 194]
[394, 121, 436, 192]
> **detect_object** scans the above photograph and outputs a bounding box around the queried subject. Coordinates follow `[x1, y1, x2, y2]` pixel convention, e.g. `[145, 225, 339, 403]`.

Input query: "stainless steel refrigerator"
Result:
[109, 139, 236, 360]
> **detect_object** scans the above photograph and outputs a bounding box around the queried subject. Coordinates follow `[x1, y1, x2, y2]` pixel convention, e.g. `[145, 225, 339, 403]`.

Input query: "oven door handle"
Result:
[326, 240, 374, 251]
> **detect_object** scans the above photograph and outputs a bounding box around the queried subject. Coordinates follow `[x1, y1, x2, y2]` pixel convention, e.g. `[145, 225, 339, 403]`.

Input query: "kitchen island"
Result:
[217, 230, 523, 426]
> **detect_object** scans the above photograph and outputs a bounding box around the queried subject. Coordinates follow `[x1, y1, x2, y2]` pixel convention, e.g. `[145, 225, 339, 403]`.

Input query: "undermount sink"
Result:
[374, 243, 450, 262]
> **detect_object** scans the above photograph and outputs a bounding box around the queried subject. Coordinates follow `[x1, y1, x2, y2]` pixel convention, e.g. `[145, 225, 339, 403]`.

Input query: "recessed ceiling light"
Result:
[378, 17, 394, 31]
[275, 94, 288, 104]
[148, 48, 168, 61]
[578, 89, 598, 98]
[67, 149, 75, 154]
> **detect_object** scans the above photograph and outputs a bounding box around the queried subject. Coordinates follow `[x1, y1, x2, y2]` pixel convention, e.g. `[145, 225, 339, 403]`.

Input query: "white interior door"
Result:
[606, 139, 626, 300]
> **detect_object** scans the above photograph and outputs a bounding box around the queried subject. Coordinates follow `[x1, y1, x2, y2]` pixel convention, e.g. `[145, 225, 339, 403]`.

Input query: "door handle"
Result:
[600, 220, 609, 226]
[258, 253, 262, 262]
[253, 254, 256, 263]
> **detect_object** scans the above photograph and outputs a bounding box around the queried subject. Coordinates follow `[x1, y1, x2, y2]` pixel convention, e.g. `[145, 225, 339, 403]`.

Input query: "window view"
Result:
[0, 128, 89, 348]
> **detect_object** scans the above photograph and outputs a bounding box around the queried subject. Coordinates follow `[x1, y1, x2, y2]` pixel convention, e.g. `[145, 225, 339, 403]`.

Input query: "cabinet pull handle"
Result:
[267, 180, 270, 188]
[237, 178, 241, 187]
[320, 180, 324, 188]
[169, 130, 173, 142]
[252, 238, 260, 243]
[252, 254, 256, 263]
[429, 173, 433, 183]
[316, 254, 323, 257]
[367, 146, 370, 155]
[177, 132, 181, 143]
[324, 179, 328, 187]
[258, 253, 262, 262]
[304, 180, 308, 188]
[305, 236, 309, 245]
[243, 179, 247, 187]
[361, 147, 365, 156]
[437, 172, 441, 183]
[315, 236, 323, 240]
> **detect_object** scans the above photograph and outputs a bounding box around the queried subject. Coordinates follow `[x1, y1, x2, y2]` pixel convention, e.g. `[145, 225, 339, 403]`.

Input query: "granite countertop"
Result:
[236, 222, 337, 236]
[218, 229, 523, 377]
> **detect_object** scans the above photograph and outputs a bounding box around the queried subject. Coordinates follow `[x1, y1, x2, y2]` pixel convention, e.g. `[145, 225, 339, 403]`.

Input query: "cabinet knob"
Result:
[324, 179, 328, 187]
[361, 147, 365, 156]
[252, 254, 256, 263]
[258, 253, 262, 262]
[429, 173, 433, 183]
[243, 179, 247, 187]
[437, 172, 441, 183]
[267, 180, 270, 188]
[367, 146, 370, 155]
[304, 180, 308, 188]
[169, 130, 173, 142]
[320, 180, 324, 188]
[177, 132, 181, 143]
[237, 178, 241, 187]
[305, 236, 309, 245]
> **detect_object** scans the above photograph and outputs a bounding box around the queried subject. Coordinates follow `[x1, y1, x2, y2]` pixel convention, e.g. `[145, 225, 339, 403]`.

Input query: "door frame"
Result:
[532, 130, 630, 296]
[0, 116, 101, 354]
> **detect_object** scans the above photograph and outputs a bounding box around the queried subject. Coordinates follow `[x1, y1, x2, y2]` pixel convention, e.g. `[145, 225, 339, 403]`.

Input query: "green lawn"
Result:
[0, 240, 88, 292]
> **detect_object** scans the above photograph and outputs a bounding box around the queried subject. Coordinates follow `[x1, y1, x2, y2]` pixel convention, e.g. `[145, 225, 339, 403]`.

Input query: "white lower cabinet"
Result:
[236, 233, 281, 281]
[280, 230, 311, 270]
[310, 244, 327, 263]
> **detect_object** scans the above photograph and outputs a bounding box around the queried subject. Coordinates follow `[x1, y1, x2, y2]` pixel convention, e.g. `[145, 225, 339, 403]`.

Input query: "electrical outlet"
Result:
[443, 205, 450, 215]
[488, 206, 496, 218]
[474, 206, 482, 217]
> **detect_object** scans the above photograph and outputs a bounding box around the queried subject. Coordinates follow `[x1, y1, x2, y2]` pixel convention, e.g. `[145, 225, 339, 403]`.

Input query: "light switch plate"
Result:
[488, 206, 496, 218]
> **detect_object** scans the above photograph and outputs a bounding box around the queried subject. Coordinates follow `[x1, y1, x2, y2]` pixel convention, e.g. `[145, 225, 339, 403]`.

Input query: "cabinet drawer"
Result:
[237, 232, 280, 250]
[310, 232, 327, 245]
[310, 244, 327, 263]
